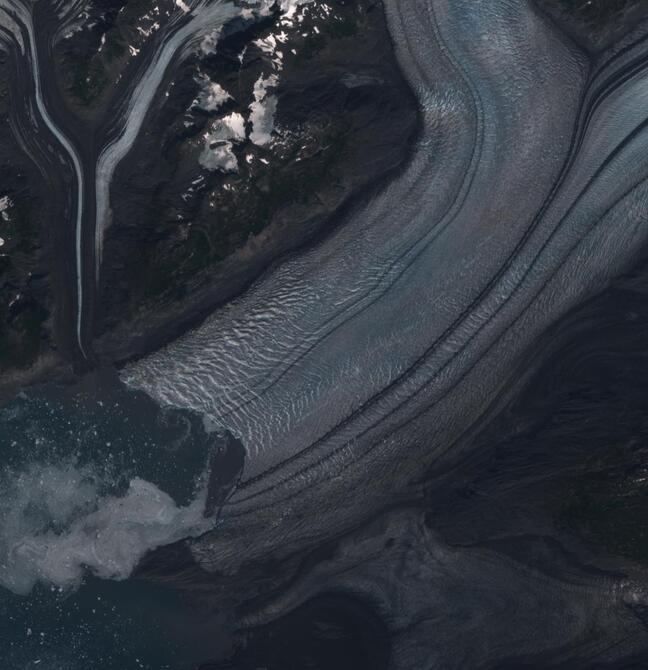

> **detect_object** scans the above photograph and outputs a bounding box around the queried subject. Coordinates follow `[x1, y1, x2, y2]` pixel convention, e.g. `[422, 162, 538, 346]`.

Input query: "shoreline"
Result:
[0, 0, 423, 404]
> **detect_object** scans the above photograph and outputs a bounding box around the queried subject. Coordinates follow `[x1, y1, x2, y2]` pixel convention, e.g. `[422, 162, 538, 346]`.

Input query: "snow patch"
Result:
[193, 74, 231, 112]
[200, 27, 223, 55]
[249, 74, 278, 146]
[0, 195, 12, 222]
[280, 0, 310, 20]
[199, 113, 246, 173]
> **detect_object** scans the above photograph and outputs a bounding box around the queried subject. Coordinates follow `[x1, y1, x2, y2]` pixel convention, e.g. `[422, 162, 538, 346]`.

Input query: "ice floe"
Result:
[0, 459, 214, 595]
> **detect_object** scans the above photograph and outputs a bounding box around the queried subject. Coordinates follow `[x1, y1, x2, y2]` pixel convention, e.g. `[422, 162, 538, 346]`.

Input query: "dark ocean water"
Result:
[0, 374, 226, 669]
[0, 577, 227, 669]
[3, 256, 648, 669]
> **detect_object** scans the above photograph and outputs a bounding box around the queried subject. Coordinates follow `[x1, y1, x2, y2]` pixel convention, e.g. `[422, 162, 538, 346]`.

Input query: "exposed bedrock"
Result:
[535, 0, 648, 52]
[219, 510, 648, 670]
[125, 0, 648, 576]
[0, 3, 89, 397]
[0, 0, 420, 384]
[94, 0, 419, 363]
[0, 367, 245, 595]
[428, 253, 648, 570]
[0, 53, 57, 374]
[142, 255, 648, 668]
[202, 253, 648, 669]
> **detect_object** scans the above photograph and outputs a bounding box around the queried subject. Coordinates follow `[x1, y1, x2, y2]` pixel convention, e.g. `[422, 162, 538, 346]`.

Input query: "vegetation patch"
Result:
[98, 0, 419, 338]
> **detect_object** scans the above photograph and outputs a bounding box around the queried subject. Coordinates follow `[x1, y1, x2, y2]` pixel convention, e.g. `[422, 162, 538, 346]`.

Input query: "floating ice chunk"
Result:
[175, 0, 191, 13]
[0, 461, 213, 595]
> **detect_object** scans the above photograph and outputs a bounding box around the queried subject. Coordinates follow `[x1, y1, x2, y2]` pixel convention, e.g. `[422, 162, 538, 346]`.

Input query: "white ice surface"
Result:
[0, 460, 212, 595]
